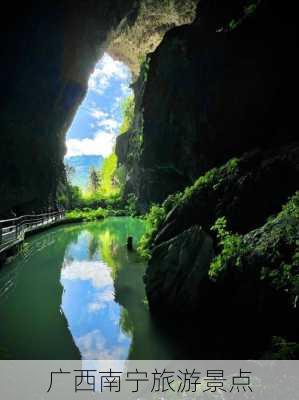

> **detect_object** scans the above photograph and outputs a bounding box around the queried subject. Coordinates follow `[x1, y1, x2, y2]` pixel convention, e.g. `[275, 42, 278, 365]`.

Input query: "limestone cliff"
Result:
[108, 0, 198, 76]
[0, 0, 199, 217]
[144, 146, 299, 358]
[117, 0, 297, 211]
[0, 0, 139, 216]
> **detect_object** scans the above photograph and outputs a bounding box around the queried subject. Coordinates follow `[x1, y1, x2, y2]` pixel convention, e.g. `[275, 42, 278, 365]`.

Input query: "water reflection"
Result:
[0, 217, 180, 360]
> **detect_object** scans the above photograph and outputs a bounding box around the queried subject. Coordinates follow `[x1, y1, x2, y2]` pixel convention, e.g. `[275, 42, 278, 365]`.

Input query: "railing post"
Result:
[0, 222, 2, 245]
[20, 216, 24, 237]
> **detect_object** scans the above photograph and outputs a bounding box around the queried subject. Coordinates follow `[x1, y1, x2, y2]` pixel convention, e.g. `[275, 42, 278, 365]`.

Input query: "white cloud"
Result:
[61, 260, 113, 288]
[65, 53, 132, 157]
[89, 108, 108, 120]
[120, 82, 132, 96]
[66, 131, 116, 158]
[76, 329, 129, 360]
[97, 118, 120, 132]
[89, 53, 131, 95]
[87, 289, 115, 313]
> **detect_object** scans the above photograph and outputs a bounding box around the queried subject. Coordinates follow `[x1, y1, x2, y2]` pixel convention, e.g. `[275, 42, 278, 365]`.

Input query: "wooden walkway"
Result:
[0, 211, 65, 255]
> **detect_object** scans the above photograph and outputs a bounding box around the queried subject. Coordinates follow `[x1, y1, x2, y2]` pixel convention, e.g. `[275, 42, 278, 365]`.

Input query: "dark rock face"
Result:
[0, 0, 136, 216]
[144, 144, 299, 357]
[123, 0, 297, 208]
[146, 219, 296, 358]
[145, 225, 214, 312]
[155, 144, 299, 246]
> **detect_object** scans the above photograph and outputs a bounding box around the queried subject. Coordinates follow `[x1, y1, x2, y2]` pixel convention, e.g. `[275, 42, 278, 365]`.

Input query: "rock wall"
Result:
[108, 0, 198, 76]
[0, 0, 137, 216]
[136, 1, 299, 357]
[119, 0, 297, 210]
[144, 145, 299, 358]
[0, 0, 200, 217]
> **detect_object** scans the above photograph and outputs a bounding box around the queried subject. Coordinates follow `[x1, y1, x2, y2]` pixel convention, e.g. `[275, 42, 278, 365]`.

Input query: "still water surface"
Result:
[0, 218, 179, 360]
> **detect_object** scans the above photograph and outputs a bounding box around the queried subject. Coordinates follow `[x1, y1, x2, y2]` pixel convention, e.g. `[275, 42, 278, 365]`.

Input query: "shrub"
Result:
[66, 207, 107, 222]
[120, 95, 135, 135]
[209, 192, 299, 296]
[125, 193, 138, 217]
[138, 204, 166, 259]
[137, 157, 240, 257]
[209, 217, 244, 278]
[99, 153, 119, 197]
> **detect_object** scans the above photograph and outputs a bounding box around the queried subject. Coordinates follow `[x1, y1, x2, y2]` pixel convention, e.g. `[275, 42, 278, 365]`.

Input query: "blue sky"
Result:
[61, 229, 131, 360]
[65, 53, 132, 158]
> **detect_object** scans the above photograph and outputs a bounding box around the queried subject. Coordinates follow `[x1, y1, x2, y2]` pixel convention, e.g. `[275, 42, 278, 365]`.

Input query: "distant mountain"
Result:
[64, 155, 103, 189]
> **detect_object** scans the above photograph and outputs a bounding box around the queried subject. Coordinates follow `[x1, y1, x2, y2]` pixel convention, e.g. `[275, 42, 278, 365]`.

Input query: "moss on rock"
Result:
[147, 144, 299, 248]
[210, 192, 299, 303]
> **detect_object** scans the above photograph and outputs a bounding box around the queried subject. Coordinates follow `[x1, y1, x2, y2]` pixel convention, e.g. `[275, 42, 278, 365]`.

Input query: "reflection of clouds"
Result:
[61, 260, 113, 288]
[82, 360, 127, 378]
[87, 289, 114, 313]
[76, 329, 129, 360]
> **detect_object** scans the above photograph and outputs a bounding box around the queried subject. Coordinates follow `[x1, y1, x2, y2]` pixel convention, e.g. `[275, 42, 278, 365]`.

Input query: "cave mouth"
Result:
[64, 53, 133, 195]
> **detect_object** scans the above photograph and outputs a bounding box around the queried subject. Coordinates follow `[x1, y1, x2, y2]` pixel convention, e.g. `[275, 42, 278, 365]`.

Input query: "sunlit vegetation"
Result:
[209, 216, 243, 278]
[61, 94, 139, 215]
[119, 94, 135, 134]
[210, 192, 299, 295]
[99, 153, 119, 197]
[66, 208, 107, 222]
[138, 204, 165, 259]
[84, 153, 126, 200]
[137, 158, 240, 258]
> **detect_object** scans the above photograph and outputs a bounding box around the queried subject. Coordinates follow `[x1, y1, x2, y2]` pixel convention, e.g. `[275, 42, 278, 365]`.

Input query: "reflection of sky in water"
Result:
[60, 231, 131, 360]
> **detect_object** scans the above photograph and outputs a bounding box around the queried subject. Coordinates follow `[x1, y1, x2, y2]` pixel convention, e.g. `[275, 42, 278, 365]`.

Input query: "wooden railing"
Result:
[0, 211, 65, 254]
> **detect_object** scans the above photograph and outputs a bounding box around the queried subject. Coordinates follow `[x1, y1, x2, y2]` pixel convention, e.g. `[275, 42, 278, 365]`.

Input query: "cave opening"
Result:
[0, 0, 298, 365]
[63, 53, 133, 204]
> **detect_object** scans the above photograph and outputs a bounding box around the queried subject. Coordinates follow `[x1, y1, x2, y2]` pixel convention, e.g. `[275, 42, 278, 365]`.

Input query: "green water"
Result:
[0, 218, 178, 360]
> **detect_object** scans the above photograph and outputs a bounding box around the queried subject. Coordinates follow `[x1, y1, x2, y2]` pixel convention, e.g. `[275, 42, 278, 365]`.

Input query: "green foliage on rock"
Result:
[181, 158, 239, 204]
[98, 153, 119, 197]
[124, 193, 138, 217]
[138, 204, 166, 259]
[138, 190, 186, 258]
[138, 157, 240, 255]
[209, 216, 243, 278]
[120, 94, 135, 135]
[139, 55, 151, 85]
[209, 192, 299, 299]
[258, 192, 299, 293]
